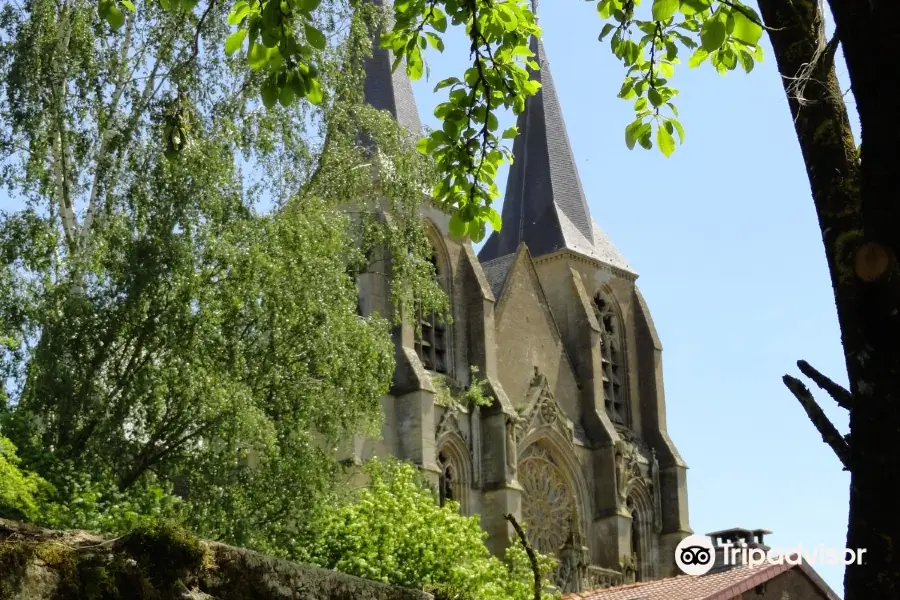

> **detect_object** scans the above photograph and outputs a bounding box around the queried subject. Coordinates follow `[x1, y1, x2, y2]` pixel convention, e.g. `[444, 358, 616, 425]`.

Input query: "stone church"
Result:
[346, 1, 692, 594]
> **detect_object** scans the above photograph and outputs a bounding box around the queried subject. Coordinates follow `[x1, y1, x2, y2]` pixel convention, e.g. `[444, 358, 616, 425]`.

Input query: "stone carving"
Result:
[614, 442, 641, 511]
[435, 408, 464, 442]
[555, 507, 589, 593]
[586, 566, 625, 590]
[615, 425, 650, 455]
[519, 444, 577, 555]
[620, 553, 637, 584]
[515, 371, 574, 445]
[505, 413, 520, 478]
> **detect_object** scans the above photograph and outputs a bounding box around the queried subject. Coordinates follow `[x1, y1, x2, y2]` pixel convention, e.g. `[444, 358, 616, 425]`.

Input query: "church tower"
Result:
[354, 0, 692, 592]
[478, 0, 692, 583]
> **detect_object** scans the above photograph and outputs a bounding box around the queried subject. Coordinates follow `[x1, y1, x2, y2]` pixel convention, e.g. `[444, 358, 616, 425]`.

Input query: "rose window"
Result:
[519, 445, 576, 554]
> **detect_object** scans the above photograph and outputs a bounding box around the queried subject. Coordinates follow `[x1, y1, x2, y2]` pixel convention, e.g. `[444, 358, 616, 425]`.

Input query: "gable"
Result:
[493, 245, 581, 418]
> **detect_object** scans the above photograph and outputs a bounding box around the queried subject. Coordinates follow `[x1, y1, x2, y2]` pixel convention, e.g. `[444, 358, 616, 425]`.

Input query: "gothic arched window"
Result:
[436, 437, 470, 513]
[438, 451, 455, 506]
[628, 498, 643, 582]
[594, 294, 627, 425]
[415, 250, 449, 374]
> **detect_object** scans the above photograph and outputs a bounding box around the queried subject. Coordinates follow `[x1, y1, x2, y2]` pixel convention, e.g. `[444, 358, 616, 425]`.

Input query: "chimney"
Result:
[705, 528, 772, 572]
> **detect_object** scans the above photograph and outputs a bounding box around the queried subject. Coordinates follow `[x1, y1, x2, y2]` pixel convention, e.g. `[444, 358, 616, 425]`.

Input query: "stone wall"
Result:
[0, 519, 433, 600]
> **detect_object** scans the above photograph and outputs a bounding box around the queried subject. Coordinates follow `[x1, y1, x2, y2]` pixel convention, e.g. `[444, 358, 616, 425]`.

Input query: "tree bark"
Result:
[755, 1, 900, 598]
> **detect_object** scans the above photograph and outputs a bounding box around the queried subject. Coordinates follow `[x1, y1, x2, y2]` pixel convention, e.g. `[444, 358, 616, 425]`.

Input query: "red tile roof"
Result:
[562, 562, 841, 600]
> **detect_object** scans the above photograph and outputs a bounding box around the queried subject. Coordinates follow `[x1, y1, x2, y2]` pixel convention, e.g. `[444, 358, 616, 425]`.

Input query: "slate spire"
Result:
[478, 2, 633, 274]
[362, 0, 422, 135]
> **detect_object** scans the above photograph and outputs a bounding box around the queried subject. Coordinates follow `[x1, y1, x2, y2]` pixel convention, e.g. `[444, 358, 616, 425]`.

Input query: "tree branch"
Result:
[797, 359, 853, 409]
[717, 0, 782, 31]
[82, 14, 136, 246]
[783, 374, 851, 470]
[504, 513, 541, 600]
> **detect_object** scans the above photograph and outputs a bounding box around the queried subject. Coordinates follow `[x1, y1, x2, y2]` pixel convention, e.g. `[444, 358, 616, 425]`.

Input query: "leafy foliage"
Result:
[433, 365, 492, 409]
[308, 459, 559, 600]
[0, 435, 52, 522]
[596, 0, 763, 155]
[0, 0, 445, 556]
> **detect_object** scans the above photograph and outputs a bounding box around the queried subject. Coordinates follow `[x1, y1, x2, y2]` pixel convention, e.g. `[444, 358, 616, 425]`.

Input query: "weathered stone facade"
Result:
[347, 0, 692, 594]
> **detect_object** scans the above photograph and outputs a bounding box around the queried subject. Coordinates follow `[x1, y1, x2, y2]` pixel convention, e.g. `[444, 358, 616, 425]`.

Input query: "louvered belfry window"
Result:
[414, 252, 448, 374]
[594, 294, 626, 425]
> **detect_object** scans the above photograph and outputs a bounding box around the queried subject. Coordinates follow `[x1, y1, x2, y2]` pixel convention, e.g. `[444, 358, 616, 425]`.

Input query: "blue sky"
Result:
[406, 4, 854, 596]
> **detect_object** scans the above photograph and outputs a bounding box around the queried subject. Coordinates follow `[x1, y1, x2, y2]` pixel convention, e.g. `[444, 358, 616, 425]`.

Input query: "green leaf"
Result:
[679, 0, 709, 16]
[652, 0, 679, 21]
[497, 5, 518, 32]
[753, 43, 764, 61]
[228, 2, 250, 25]
[598, 23, 615, 42]
[469, 221, 486, 243]
[305, 24, 326, 50]
[617, 79, 635, 99]
[687, 48, 709, 67]
[433, 77, 461, 92]
[278, 83, 295, 106]
[648, 87, 663, 107]
[248, 43, 268, 70]
[738, 49, 754, 73]
[225, 30, 247, 55]
[638, 133, 653, 150]
[425, 32, 444, 52]
[669, 118, 685, 143]
[502, 126, 518, 140]
[106, 5, 125, 30]
[732, 6, 763, 45]
[658, 61, 675, 78]
[625, 119, 642, 150]
[430, 8, 447, 33]
[121, 0, 135, 12]
[306, 77, 323, 104]
[260, 80, 278, 108]
[657, 123, 675, 156]
[700, 18, 726, 51]
[486, 208, 502, 231]
[448, 213, 467, 238]
[666, 41, 678, 61]
[159, 0, 172, 10]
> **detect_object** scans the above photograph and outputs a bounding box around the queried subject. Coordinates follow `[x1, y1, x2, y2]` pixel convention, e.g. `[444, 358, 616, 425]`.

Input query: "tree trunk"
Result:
[755, 1, 900, 598]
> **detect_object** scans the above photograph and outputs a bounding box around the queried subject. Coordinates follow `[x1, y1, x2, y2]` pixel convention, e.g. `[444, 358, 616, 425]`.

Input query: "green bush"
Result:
[308, 459, 558, 600]
[0, 435, 52, 522]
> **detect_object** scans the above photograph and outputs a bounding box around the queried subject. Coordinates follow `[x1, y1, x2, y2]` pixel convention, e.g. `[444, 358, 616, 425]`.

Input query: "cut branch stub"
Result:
[854, 241, 892, 282]
[783, 374, 851, 471]
[796, 360, 853, 410]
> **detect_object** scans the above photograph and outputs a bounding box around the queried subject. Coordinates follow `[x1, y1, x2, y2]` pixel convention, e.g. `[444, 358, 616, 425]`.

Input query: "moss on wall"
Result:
[0, 519, 432, 600]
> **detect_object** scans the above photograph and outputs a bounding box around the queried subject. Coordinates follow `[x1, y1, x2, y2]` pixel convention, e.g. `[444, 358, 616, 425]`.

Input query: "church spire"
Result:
[362, 0, 422, 135]
[478, 2, 633, 274]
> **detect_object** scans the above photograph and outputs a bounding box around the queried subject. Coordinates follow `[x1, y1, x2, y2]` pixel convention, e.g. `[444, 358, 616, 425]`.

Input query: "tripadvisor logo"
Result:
[675, 535, 716, 576]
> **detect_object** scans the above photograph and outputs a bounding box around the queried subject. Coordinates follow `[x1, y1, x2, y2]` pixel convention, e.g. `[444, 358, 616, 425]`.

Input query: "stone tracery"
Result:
[518, 443, 578, 555]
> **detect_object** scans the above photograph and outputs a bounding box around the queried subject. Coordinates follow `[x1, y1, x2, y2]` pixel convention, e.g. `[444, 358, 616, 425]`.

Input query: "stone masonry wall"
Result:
[0, 519, 433, 600]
